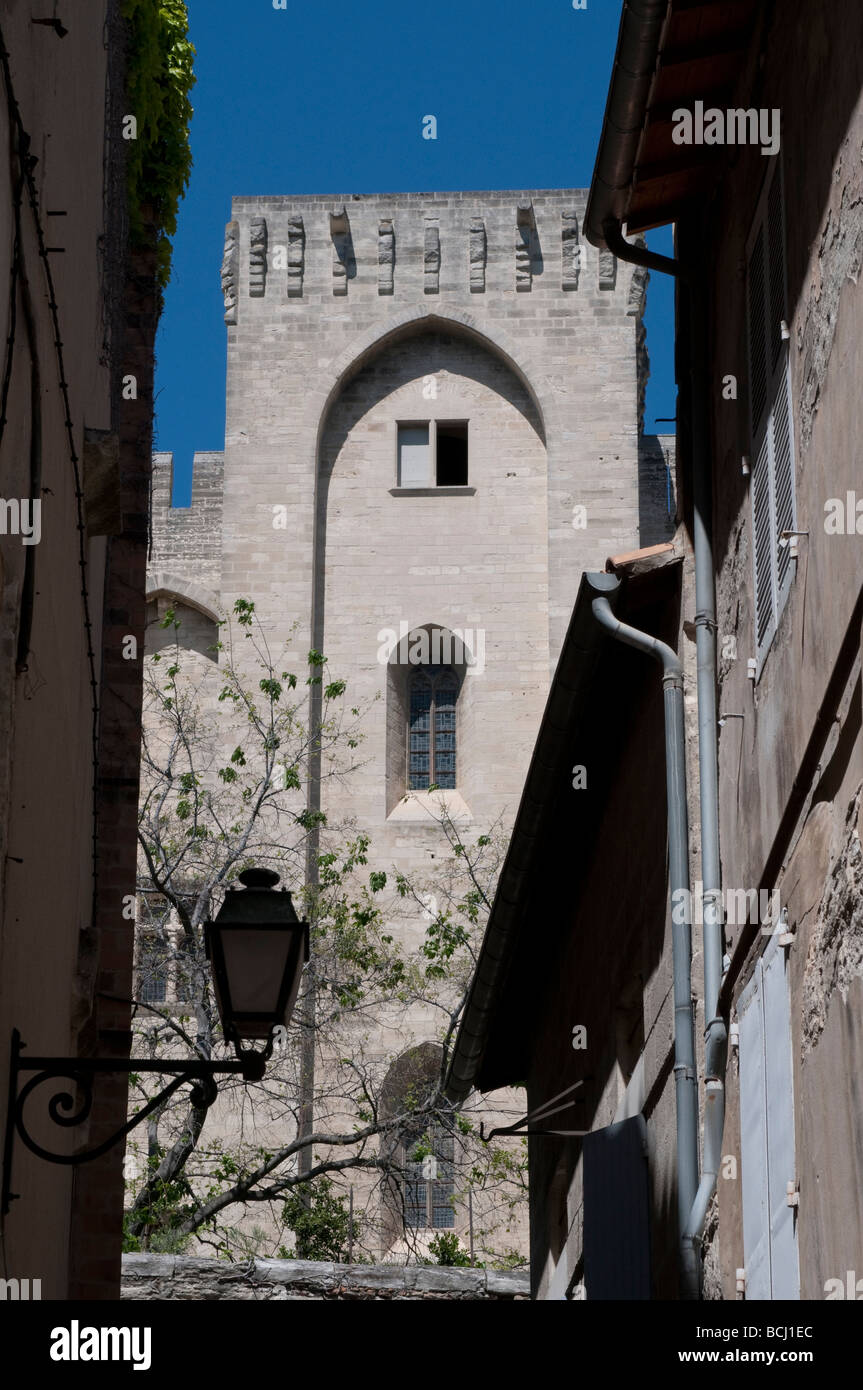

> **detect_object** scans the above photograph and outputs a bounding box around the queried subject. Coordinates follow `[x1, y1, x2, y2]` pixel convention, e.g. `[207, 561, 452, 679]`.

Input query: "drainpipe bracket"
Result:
[674, 1063, 697, 1082]
[693, 611, 718, 633]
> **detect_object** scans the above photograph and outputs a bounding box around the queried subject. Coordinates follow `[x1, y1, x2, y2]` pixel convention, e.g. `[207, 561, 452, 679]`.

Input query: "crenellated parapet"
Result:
[149, 451, 224, 594]
[218, 191, 642, 318]
[208, 189, 652, 674]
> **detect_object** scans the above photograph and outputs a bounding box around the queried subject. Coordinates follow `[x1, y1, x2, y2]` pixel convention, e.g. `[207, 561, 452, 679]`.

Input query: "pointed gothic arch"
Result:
[310, 315, 549, 823]
[145, 571, 221, 661]
[306, 310, 553, 464]
[383, 623, 475, 813]
[379, 1042, 457, 1247]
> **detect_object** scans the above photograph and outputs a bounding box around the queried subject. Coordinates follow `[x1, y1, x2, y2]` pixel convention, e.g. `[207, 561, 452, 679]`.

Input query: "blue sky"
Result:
[156, 0, 675, 504]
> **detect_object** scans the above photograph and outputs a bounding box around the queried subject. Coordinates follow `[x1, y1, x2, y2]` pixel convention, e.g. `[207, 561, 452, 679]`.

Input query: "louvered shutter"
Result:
[767, 162, 796, 608]
[747, 219, 775, 655]
[773, 366, 795, 598]
[747, 160, 796, 671]
[767, 170, 786, 372]
[752, 432, 774, 649]
[747, 225, 768, 437]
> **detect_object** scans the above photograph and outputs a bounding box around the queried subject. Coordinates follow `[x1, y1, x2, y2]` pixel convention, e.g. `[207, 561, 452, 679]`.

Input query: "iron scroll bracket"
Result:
[1, 1028, 267, 1217]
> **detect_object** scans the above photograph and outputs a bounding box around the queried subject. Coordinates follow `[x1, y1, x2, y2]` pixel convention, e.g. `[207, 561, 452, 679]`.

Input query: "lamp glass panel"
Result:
[219, 928, 293, 1016]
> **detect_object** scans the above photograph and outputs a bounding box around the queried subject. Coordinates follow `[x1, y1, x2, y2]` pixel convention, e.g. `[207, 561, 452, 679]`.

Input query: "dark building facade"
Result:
[0, 3, 160, 1299]
[450, 0, 863, 1301]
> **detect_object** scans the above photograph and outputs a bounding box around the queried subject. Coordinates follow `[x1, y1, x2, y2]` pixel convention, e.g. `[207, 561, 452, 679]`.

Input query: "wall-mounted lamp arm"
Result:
[2, 1028, 269, 1217]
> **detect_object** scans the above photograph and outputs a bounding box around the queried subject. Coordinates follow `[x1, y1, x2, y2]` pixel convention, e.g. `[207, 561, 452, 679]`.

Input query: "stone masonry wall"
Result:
[121, 1254, 530, 1301]
[704, 1, 863, 1300]
[150, 450, 223, 599]
[218, 189, 646, 672]
[141, 189, 658, 1263]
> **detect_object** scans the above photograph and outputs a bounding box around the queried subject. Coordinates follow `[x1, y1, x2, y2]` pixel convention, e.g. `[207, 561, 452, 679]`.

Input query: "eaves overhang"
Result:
[445, 570, 620, 1104]
[445, 545, 681, 1105]
[585, 0, 762, 248]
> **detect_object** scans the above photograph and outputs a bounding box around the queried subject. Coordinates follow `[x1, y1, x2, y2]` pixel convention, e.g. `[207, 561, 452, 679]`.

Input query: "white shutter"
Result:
[762, 935, 800, 1299]
[397, 425, 430, 487]
[738, 967, 772, 1300]
[738, 933, 800, 1299]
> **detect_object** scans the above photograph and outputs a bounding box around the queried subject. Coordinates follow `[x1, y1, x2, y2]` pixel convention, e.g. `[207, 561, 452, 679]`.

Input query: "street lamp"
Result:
[2, 867, 309, 1216]
[206, 867, 310, 1055]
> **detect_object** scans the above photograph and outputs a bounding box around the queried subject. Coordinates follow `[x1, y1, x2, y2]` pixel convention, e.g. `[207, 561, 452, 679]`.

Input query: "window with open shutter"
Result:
[738, 932, 800, 1299]
[746, 159, 796, 673]
[583, 1115, 651, 1300]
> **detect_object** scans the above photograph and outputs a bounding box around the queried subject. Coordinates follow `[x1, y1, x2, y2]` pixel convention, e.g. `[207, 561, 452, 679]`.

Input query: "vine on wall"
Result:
[122, 0, 195, 291]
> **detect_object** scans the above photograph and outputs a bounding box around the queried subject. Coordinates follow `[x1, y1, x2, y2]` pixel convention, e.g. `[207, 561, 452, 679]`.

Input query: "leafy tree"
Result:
[427, 1232, 474, 1267]
[279, 1178, 357, 1261]
[125, 600, 528, 1265]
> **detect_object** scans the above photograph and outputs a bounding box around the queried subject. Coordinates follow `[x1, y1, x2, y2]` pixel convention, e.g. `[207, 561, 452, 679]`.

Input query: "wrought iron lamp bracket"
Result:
[2, 1028, 268, 1217]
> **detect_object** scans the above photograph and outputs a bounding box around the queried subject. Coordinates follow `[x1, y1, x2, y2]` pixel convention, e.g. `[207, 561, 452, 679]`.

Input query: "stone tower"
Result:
[145, 189, 672, 1257]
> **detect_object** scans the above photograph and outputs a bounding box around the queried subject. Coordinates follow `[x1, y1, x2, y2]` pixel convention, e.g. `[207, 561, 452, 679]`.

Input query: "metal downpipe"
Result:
[592, 597, 700, 1298]
[682, 254, 727, 1273]
[602, 216, 683, 279]
[601, 218, 726, 1294]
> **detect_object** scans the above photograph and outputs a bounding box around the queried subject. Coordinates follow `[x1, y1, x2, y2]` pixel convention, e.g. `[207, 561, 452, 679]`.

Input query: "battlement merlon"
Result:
[219, 189, 645, 323]
[148, 451, 224, 594]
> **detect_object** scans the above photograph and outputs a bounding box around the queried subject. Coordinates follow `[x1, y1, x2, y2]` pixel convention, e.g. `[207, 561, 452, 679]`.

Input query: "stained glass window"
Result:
[408, 666, 459, 789]
[138, 935, 169, 1004]
[401, 1123, 456, 1229]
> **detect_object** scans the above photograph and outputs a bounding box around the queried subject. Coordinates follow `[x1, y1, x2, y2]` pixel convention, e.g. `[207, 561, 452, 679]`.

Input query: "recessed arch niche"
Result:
[313, 322, 549, 824]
